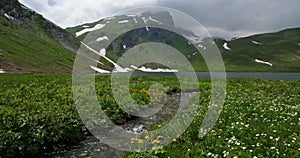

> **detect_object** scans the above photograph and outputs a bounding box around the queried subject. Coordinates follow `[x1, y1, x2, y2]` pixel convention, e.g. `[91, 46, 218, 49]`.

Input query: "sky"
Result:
[19, 0, 300, 39]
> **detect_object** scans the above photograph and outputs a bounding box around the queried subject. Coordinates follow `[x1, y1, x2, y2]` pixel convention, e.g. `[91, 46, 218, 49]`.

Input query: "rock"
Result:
[132, 124, 144, 133]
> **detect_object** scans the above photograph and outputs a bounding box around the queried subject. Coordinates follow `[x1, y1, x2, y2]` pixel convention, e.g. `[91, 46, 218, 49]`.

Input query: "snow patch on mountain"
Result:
[223, 42, 231, 50]
[96, 36, 109, 42]
[198, 44, 206, 50]
[90, 65, 110, 73]
[0, 69, 5, 74]
[118, 20, 129, 24]
[149, 16, 159, 23]
[104, 17, 115, 21]
[131, 65, 178, 72]
[255, 59, 273, 66]
[133, 17, 138, 24]
[76, 24, 105, 37]
[81, 42, 127, 72]
[183, 35, 202, 43]
[4, 13, 15, 20]
[142, 17, 148, 24]
[99, 48, 106, 56]
[92, 59, 104, 65]
[127, 15, 136, 17]
[21, 4, 34, 12]
[252, 40, 262, 45]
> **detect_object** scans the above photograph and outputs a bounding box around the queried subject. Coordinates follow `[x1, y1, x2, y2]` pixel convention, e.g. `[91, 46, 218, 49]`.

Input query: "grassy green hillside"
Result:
[218, 28, 300, 72]
[0, 16, 74, 73]
[0, 0, 79, 73]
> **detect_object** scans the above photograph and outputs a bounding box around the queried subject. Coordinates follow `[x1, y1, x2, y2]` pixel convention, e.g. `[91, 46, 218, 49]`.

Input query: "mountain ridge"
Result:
[0, 1, 299, 73]
[68, 13, 300, 72]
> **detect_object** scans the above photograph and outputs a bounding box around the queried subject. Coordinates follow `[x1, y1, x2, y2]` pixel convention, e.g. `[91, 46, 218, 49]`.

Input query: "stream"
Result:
[45, 92, 195, 158]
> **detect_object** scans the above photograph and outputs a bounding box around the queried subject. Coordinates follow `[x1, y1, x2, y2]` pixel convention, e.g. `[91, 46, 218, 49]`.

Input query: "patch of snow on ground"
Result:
[92, 59, 104, 65]
[0, 69, 6, 74]
[198, 44, 206, 50]
[135, 66, 178, 72]
[123, 68, 133, 72]
[149, 16, 159, 23]
[255, 59, 273, 66]
[104, 17, 115, 21]
[198, 44, 204, 48]
[99, 48, 106, 56]
[76, 24, 105, 37]
[130, 65, 138, 69]
[21, 5, 34, 12]
[142, 17, 148, 24]
[146, 26, 149, 31]
[223, 42, 231, 50]
[298, 43, 300, 46]
[90, 66, 110, 73]
[96, 36, 109, 42]
[184, 35, 201, 44]
[106, 21, 110, 24]
[127, 15, 136, 17]
[82, 25, 89, 28]
[133, 17, 138, 23]
[118, 20, 129, 24]
[81, 42, 125, 72]
[252, 40, 262, 45]
[4, 13, 14, 20]
[123, 45, 127, 49]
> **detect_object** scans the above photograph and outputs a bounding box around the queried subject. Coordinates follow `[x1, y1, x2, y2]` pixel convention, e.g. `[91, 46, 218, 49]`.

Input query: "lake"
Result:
[101, 72, 300, 81]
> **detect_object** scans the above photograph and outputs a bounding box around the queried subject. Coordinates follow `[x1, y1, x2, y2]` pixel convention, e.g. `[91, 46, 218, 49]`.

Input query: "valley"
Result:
[0, 1, 299, 158]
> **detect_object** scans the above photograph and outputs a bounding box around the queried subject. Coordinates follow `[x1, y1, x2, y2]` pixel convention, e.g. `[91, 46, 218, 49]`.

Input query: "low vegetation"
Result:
[0, 74, 299, 157]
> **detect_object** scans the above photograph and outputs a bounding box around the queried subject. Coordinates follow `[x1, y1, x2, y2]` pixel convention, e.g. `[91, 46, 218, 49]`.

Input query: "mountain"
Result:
[216, 28, 300, 72]
[68, 12, 300, 72]
[1, 1, 299, 73]
[0, 0, 79, 73]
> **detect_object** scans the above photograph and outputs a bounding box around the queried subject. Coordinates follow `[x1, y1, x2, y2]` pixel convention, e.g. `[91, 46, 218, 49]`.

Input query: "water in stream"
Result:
[46, 92, 191, 158]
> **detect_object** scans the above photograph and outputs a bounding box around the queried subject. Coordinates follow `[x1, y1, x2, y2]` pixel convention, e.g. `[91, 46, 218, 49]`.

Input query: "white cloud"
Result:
[18, 0, 300, 38]
[205, 27, 265, 39]
[19, 0, 158, 28]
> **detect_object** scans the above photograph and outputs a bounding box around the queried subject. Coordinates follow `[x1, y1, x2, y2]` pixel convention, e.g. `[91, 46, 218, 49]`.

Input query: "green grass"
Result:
[0, 14, 76, 73]
[124, 79, 300, 158]
[219, 28, 300, 72]
[0, 74, 299, 157]
[0, 74, 85, 157]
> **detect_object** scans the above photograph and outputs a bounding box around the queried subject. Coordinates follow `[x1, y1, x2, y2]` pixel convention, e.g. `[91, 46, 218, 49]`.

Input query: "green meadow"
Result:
[0, 74, 299, 157]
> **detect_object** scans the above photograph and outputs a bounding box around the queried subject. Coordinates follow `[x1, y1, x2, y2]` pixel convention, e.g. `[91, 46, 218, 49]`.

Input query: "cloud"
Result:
[19, 0, 300, 38]
[19, 0, 158, 28]
[157, 0, 300, 38]
[47, 0, 57, 6]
